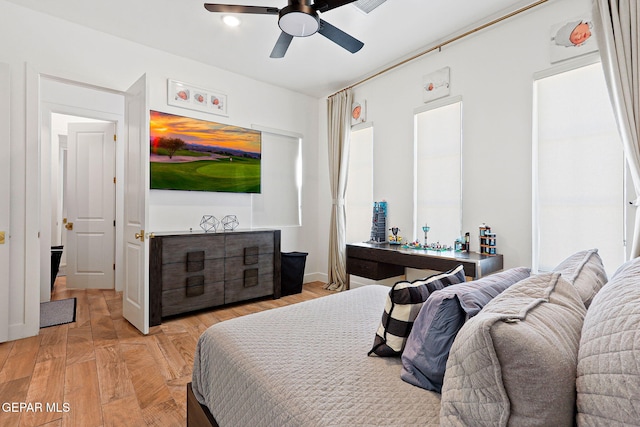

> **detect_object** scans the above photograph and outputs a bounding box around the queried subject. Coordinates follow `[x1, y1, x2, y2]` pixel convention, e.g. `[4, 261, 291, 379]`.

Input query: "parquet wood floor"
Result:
[0, 277, 333, 427]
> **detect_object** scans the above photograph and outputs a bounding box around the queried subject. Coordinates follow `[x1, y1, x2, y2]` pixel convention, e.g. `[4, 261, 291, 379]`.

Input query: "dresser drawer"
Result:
[224, 254, 274, 280]
[225, 232, 274, 258]
[160, 234, 224, 264]
[161, 258, 224, 291]
[224, 274, 274, 304]
[224, 254, 274, 303]
[162, 281, 225, 317]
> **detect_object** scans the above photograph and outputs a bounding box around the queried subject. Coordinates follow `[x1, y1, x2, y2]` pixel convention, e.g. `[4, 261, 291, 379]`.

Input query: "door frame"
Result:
[0, 63, 10, 342]
[35, 73, 126, 301]
[19, 65, 148, 340]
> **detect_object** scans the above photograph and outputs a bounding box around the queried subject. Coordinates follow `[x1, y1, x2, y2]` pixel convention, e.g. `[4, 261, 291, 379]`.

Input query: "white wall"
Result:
[1, 0, 598, 340]
[0, 0, 320, 340]
[317, 0, 595, 282]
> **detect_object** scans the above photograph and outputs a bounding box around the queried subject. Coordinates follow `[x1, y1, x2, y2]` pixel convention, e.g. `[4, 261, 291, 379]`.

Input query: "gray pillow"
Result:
[576, 256, 640, 426]
[400, 267, 530, 392]
[440, 272, 586, 427]
[553, 248, 607, 308]
[368, 265, 466, 357]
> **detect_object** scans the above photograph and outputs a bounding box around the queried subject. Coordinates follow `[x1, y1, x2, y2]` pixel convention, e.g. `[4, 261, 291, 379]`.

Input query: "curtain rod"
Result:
[330, 0, 549, 98]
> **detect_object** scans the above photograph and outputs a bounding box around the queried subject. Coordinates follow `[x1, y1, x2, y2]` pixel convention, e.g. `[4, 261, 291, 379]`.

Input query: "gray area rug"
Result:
[40, 297, 77, 328]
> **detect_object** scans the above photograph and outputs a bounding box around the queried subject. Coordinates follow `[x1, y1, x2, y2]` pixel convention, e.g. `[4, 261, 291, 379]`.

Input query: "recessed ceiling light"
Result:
[222, 15, 241, 27]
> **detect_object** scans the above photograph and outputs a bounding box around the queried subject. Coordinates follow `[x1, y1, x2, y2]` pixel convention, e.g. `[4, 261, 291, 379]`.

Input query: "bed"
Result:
[190, 251, 640, 427]
[189, 285, 441, 426]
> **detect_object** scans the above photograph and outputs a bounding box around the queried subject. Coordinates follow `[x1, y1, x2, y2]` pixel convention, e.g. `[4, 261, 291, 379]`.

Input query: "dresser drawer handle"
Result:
[186, 276, 205, 297]
[187, 251, 205, 272]
[244, 269, 259, 288]
[244, 247, 259, 265]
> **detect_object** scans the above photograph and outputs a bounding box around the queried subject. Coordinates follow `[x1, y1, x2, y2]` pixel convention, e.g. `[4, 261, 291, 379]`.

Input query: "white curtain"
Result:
[593, 0, 640, 258]
[325, 89, 353, 291]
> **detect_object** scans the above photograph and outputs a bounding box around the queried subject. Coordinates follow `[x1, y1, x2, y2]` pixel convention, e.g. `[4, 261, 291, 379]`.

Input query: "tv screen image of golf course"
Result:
[150, 110, 261, 193]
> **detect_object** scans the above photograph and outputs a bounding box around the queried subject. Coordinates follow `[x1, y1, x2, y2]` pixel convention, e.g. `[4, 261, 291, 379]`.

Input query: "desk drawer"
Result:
[347, 258, 404, 280]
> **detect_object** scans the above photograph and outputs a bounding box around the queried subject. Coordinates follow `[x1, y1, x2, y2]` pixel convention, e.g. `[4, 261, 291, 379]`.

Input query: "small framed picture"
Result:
[167, 79, 228, 116]
[170, 81, 191, 104]
[193, 91, 207, 106]
[210, 94, 226, 113]
[351, 100, 366, 126]
[550, 15, 598, 63]
[422, 67, 450, 103]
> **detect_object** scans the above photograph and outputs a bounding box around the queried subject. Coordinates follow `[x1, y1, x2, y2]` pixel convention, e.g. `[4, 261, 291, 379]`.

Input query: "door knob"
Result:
[135, 230, 145, 242]
[65, 222, 74, 230]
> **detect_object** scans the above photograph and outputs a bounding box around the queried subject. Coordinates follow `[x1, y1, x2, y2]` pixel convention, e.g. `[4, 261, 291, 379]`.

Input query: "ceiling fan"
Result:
[204, 0, 364, 58]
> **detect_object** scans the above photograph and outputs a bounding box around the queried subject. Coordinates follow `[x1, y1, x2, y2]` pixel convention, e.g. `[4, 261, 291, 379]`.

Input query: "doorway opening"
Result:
[39, 76, 125, 302]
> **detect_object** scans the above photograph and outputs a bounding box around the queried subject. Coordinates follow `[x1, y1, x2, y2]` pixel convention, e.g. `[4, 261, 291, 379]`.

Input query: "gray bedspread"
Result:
[192, 284, 441, 426]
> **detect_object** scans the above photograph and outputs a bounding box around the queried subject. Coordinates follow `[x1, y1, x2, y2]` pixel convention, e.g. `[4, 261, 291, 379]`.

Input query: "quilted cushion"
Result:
[440, 272, 586, 427]
[368, 265, 465, 357]
[401, 267, 530, 392]
[553, 248, 607, 308]
[576, 256, 640, 426]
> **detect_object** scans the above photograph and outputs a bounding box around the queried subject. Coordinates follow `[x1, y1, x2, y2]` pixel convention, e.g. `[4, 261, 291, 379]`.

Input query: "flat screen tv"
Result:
[150, 110, 261, 193]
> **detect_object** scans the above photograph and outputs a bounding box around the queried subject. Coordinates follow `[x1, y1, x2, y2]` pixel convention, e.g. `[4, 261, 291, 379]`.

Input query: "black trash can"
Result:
[51, 245, 64, 290]
[281, 252, 308, 296]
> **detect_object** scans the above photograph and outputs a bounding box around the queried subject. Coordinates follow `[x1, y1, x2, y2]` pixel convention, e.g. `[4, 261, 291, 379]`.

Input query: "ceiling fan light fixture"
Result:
[278, 5, 319, 37]
[222, 15, 241, 27]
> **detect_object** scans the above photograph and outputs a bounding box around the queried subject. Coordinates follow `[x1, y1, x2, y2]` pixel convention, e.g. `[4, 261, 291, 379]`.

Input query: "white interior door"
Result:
[0, 63, 10, 342]
[65, 122, 116, 289]
[122, 74, 149, 334]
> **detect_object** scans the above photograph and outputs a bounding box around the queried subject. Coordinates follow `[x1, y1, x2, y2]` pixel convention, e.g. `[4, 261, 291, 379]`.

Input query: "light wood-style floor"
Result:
[0, 277, 333, 427]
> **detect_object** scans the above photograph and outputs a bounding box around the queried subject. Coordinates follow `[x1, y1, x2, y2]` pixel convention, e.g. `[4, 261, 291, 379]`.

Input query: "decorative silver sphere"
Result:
[200, 215, 219, 232]
[221, 215, 239, 231]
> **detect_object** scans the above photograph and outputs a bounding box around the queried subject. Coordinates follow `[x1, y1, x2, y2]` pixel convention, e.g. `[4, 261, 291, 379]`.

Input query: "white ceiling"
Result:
[8, 0, 538, 98]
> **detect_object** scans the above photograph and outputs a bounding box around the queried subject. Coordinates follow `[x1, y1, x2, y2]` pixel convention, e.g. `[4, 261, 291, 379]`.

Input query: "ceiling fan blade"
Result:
[312, 0, 357, 13]
[317, 19, 363, 53]
[204, 4, 279, 14]
[270, 32, 294, 58]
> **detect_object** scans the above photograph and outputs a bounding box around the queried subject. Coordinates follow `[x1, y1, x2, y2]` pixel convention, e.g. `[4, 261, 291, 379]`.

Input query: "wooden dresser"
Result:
[149, 229, 281, 326]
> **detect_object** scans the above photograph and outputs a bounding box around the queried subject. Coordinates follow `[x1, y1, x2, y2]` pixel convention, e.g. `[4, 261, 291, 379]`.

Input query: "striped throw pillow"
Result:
[368, 265, 466, 357]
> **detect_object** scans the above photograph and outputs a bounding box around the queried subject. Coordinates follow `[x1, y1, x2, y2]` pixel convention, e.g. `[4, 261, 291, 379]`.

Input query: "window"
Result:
[251, 130, 301, 227]
[414, 99, 462, 245]
[533, 62, 625, 274]
[345, 125, 374, 244]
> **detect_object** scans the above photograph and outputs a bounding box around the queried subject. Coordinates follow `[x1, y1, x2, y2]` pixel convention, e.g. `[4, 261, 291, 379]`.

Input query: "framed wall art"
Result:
[167, 79, 228, 116]
[549, 15, 597, 63]
[351, 100, 366, 126]
[150, 110, 261, 193]
[422, 67, 450, 103]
